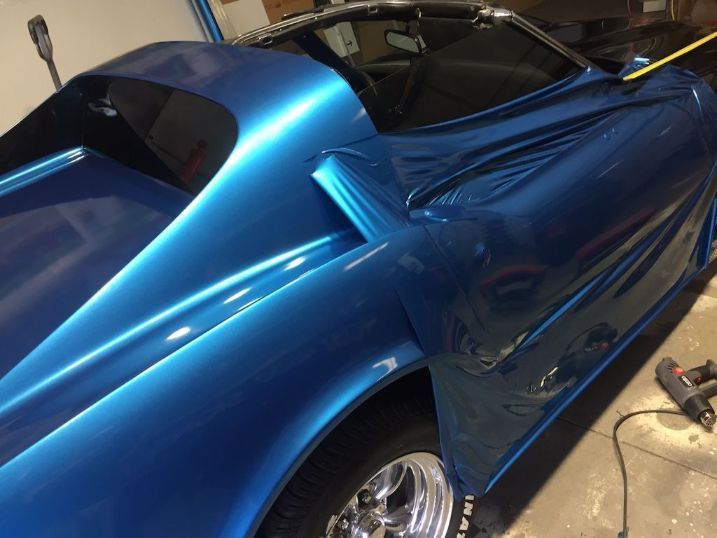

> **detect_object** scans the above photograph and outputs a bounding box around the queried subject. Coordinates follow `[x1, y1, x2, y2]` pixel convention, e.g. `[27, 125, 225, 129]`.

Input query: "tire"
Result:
[258, 388, 477, 537]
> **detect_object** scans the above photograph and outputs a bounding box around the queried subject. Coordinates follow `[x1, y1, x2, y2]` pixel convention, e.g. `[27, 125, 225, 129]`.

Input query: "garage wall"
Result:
[0, 0, 207, 136]
[222, 0, 270, 34]
[502, 0, 545, 11]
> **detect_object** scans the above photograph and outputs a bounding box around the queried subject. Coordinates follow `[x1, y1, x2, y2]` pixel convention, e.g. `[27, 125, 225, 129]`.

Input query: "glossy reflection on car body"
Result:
[0, 2, 716, 537]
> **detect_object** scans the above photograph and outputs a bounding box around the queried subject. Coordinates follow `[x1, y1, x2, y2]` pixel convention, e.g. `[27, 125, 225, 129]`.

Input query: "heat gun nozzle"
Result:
[699, 410, 716, 428]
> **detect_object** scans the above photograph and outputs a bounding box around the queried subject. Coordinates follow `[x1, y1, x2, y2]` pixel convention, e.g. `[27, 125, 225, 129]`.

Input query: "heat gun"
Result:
[655, 357, 717, 428]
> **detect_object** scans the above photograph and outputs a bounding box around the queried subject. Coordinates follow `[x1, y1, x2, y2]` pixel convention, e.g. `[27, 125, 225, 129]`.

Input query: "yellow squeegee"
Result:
[623, 29, 717, 81]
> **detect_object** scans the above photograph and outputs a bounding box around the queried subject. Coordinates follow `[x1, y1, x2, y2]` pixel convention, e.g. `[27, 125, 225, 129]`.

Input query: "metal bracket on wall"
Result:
[28, 15, 62, 91]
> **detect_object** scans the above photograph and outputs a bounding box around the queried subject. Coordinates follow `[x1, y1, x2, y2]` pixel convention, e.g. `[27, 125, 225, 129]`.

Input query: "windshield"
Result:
[264, 17, 580, 132]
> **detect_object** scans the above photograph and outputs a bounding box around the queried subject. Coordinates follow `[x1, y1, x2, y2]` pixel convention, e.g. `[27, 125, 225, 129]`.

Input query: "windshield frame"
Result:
[233, 1, 590, 68]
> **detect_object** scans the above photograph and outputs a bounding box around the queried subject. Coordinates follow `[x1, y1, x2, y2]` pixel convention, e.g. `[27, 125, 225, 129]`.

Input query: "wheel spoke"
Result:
[326, 452, 455, 538]
[380, 505, 410, 531]
[371, 462, 406, 501]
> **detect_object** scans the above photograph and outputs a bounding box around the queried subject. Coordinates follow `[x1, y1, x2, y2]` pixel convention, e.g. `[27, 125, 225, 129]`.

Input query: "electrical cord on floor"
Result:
[612, 408, 687, 538]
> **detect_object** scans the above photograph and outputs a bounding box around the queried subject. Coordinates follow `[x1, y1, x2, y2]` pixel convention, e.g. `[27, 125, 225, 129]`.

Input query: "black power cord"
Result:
[612, 408, 687, 538]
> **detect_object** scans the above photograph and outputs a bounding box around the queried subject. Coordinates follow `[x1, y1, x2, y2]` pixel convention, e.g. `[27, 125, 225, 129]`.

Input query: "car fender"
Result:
[0, 226, 476, 537]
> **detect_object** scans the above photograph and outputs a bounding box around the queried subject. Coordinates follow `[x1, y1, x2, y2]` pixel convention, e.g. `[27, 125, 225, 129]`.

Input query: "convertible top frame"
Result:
[231, 0, 590, 69]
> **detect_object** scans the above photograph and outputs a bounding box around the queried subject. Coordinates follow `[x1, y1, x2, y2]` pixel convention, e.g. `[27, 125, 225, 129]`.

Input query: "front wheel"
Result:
[259, 390, 476, 537]
[325, 451, 454, 536]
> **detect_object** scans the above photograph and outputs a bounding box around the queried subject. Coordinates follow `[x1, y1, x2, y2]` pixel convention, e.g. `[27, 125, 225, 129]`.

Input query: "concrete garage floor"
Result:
[474, 266, 717, 537]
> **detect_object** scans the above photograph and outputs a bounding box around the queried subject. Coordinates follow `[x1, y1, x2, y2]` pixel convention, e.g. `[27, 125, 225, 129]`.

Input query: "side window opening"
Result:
[85, 77, 238, 194]
[0, 76, 238, 195]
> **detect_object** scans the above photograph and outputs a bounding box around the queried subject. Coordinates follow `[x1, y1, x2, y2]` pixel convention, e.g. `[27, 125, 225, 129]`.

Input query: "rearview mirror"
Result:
[385, 30, 424, 55]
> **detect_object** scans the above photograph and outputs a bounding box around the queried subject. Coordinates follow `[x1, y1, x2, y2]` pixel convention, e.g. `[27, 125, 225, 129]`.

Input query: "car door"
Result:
[373, 18, 717, 491]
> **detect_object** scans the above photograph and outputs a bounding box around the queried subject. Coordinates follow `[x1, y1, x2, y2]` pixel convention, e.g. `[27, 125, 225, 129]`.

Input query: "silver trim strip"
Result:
[207, 0, 238, 39]
[232, 0, 488, 45]
[511, 13, 590, 69]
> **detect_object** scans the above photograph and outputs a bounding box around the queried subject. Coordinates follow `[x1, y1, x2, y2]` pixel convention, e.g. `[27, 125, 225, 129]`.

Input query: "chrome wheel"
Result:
[325, 452, 454, 538]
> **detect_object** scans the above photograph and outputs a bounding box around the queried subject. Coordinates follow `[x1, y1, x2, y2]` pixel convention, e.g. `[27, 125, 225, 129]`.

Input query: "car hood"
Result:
[537, 16, 717, 84]
[569, 20, 717, 64]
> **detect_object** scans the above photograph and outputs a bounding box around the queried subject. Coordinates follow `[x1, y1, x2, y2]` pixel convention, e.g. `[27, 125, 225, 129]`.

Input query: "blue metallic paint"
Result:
[0, 38, 716, 537]
[0, 149, 192, 380]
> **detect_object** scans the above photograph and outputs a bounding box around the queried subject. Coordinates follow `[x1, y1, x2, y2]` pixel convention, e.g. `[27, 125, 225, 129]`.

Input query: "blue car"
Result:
[1, 1, 717, 536]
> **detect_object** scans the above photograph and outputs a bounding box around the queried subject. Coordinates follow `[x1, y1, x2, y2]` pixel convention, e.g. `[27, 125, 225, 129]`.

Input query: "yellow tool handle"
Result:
[623, 29, 717, 81]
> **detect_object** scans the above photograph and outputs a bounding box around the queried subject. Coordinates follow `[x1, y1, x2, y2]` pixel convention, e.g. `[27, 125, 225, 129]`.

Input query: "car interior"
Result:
[255, 15, 581, 132]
